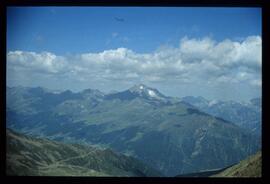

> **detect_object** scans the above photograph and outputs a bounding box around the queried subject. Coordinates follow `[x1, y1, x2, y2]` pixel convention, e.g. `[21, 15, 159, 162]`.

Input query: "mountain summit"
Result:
[128, 84, 166, 100]
[105, 84, 167, 102]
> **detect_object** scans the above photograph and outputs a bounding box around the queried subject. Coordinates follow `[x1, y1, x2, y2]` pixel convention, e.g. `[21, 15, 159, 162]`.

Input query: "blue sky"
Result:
[7, 7, 261, 54]
[7, 7, 262, 102]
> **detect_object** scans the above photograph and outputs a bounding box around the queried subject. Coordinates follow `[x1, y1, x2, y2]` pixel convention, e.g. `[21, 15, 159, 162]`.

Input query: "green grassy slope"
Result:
[212, 151, 261, 177]
[6, 129, 162, 176]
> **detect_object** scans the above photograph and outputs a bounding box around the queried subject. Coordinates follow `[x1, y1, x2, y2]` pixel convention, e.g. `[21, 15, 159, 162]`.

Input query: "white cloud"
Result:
[7, 36, 262, 92]
[7, 51, 68, 74]
[180, 36, 215, 62]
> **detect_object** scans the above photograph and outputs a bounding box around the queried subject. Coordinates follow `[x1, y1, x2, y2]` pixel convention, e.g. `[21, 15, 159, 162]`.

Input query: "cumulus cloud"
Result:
[7, 36, 262, 92]
[7, 51, 68, 74]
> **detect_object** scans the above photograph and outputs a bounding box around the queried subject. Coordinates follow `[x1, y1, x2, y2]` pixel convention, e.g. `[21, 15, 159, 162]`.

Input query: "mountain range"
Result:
[181, 96, 261, 135]
[6, 84, 261, 176]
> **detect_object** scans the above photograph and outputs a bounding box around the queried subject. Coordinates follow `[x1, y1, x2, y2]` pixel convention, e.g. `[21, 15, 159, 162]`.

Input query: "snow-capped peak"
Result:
[129, 84, 148, 92]
[148, 90, 157, 97]
[128, 84, 166, 100]
[208, 100, 219, 107]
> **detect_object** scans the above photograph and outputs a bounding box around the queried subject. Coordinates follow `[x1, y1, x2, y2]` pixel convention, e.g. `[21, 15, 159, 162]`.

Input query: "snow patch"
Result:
[208, 100, 218, 106]
[148, 90, 156, 97]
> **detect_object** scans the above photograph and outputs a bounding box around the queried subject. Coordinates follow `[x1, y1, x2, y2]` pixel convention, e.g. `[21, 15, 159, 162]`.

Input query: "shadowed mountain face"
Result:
[6, 84, 261, 176]
[6, 129, 162, 176]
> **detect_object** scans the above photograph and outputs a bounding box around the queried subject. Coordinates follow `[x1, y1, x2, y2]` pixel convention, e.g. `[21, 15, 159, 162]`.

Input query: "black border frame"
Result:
[1, 0, 269, 184]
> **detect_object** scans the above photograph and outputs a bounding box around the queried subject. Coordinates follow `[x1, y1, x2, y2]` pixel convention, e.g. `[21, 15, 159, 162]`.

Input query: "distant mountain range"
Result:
[181, 96, 261, 135]
[6, 84, 261, 176]
[6, 128, 162, 176]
